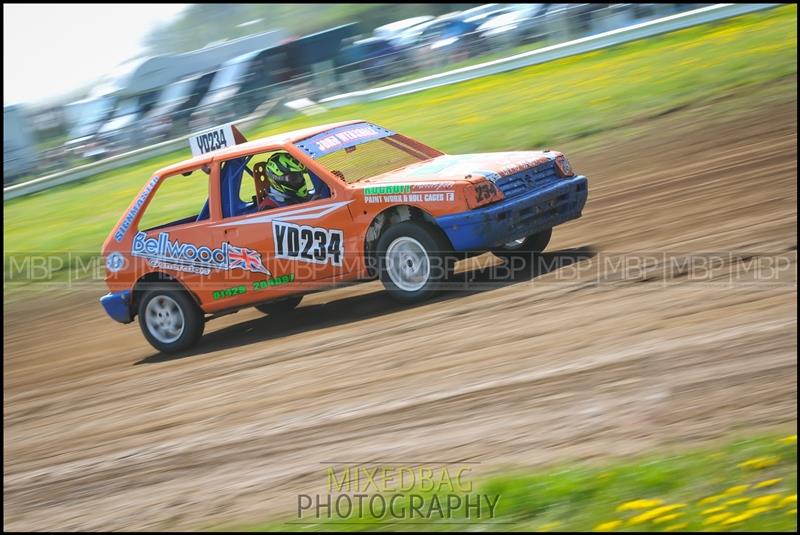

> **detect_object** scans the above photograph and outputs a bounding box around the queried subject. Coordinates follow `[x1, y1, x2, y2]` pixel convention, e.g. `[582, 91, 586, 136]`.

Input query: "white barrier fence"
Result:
[320, 3, 779, 106]
[3, 3, 779, 201]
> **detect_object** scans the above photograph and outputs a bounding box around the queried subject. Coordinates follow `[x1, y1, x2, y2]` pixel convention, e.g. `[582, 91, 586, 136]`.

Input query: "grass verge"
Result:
[243, 433, 797, 532]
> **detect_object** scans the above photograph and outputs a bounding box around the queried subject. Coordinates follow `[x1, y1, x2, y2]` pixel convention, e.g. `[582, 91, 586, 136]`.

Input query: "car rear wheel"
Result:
[138, 285, 204, 353]
[492, 228, 552, 269]
[254, 295, 303, 315]
[377, 221, 454, 303]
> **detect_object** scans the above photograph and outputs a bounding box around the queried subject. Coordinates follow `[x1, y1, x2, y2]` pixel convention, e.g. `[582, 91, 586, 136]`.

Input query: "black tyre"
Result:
[254, 295, 303, 315]
[492, 228, 553, 268]
[138, 285, 205, 353]
[376, 221, 454, 303]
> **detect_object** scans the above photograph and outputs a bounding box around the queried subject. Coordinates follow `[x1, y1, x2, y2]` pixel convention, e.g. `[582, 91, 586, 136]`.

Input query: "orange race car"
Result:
[101, 121, 588, 352]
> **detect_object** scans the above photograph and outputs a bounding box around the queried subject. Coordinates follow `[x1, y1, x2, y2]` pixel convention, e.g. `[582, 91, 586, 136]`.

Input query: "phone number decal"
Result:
[213, 285, 246, 300]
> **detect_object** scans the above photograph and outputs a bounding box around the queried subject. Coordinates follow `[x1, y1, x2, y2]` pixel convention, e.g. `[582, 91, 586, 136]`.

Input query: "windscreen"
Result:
[67, 96, 111, 129]
[112, 97, 138, 119]
[208, 59, 248, 92]
[159, 79, 194, 105]
[294, 122, 438, 183]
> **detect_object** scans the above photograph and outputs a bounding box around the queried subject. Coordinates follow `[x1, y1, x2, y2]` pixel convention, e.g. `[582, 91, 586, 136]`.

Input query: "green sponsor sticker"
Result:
[364, 185, 411, 195]
[253, 273, 295, 290]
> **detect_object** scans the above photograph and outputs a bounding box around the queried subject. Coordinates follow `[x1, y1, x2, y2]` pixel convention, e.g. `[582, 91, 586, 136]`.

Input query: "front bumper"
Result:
[100, 290, 133, 323]
[436, 176, 588, 251]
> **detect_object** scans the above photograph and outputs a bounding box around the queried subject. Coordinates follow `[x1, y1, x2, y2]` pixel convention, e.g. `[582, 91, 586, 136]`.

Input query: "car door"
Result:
[207, 151, 356, 309]
[125, 166, 234, 310]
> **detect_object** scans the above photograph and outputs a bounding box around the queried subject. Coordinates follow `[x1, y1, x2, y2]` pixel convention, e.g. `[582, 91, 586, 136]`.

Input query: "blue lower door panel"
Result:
[436, 176, 588, 251]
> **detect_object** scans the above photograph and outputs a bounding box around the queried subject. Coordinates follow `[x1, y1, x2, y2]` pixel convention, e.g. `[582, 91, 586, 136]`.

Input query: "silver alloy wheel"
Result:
[386, 236, 431, 292]
[144, 295, 185, 344]
[502, 238, 526, 249]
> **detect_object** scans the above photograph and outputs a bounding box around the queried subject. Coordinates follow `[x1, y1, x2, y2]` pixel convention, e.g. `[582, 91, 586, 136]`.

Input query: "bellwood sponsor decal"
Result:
[131, 232, 271, 276]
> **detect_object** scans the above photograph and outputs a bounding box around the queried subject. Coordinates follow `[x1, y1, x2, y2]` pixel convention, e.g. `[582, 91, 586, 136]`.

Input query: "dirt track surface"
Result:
[4, 94, 798, 530]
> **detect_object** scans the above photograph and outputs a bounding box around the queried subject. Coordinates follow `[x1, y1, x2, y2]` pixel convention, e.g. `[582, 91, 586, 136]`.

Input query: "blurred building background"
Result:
[3, 3, 698, 184]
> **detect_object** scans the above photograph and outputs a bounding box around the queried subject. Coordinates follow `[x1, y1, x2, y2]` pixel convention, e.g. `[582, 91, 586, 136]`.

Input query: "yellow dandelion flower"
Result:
[779, 494, 797, 507]
[724, 484, 749, 495]
[779, 434, 797, 445]
[653, 513, 685, 524]
[629, 505, 686, 525]
[617, 498, 664, 511]
[738, 456, 780, 469]
[787, 508, 797, 516]
[750, 494, 781, 507]
[754, 478, 782, 489]
[704, 512, 733, 525]
[702, 506, 727, 515]
[722, 513, 747, 525]
[762, 457, 780, 468]
[723, 507, 769, 525]
[698, 495, 723, 506]
[594, 520, 623, 532]
[537, 521, 561, 532]
[662, 522, 688, 532]
[724, 498, 750, 506]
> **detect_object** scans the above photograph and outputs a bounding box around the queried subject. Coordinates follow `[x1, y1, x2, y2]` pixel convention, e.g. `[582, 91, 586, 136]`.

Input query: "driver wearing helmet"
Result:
[258, 152, 317, 210]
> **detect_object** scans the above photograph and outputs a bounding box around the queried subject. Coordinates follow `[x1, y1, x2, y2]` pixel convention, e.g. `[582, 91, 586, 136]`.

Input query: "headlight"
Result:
[554, 155, 574, 177]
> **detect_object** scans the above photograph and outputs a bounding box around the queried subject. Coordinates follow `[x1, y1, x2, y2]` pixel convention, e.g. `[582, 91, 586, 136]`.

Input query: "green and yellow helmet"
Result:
[265, 152, 315, 202]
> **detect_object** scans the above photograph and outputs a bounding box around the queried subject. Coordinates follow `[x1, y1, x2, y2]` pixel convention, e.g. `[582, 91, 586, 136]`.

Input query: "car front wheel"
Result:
[138, 286, 205, 353]
[377, 221, 454, 303]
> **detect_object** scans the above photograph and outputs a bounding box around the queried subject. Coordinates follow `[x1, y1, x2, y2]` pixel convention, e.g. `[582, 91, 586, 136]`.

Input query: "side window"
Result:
[220, 150, 331, 218]
[219, 155, 256, 219]
[137, 169, 208, 231]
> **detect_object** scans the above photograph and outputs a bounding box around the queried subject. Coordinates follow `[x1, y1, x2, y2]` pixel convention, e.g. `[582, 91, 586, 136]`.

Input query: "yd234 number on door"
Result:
[273, 221, 344, 265]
